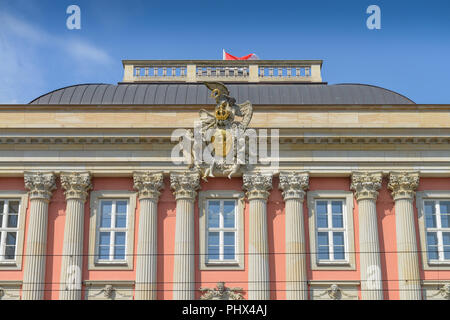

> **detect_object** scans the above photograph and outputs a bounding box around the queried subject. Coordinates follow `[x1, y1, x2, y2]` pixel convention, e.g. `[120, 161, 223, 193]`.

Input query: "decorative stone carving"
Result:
[24, 171, 56, 201]
[279, 172, 309, 201]
[315, 284, 357, 300]
[388, 172, 420, 201]
[243, 172, 273, 200]
[199, 282, 244, 300]
[85, 283, 133, 300]
[133, 171, 164, 200]
[170, 171, 200, 200]
[183, 82, 254, 180]
[428, 283, 450, 300]
[60, 172, 92, 201]
[350, 172, 382, 201]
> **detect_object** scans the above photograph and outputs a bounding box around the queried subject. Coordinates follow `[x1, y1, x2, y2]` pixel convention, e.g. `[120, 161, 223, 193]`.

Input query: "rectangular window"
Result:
[206, 199, 237, 263]
[96, 199, 129, 262]
[0, 200, 20, 262]
[315, 199, 347, 262]
[424, 200, 450, 262]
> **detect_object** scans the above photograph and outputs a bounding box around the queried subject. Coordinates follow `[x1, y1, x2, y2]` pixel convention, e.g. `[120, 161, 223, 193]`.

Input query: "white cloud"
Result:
[0, 12, 115, 103]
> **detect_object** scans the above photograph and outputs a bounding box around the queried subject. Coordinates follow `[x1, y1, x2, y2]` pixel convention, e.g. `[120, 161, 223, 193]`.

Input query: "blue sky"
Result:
[1, 0, 449, 104]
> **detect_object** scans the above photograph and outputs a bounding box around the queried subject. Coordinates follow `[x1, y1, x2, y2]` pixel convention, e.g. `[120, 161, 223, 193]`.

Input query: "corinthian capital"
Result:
[170, 171, 200, 200]
[133, 171, 164, 200]
[279, 172, 309, 201]
[243, 172, 273, 200]
[24, 171, 56, 201]
[60, 172, 92, 202]
[350, 172, 382, 201]
[388, 172, 420, 201]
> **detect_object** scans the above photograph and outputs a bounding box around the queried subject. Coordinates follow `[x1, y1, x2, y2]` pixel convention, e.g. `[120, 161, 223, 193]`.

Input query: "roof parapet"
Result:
[122, 60, 323, 83]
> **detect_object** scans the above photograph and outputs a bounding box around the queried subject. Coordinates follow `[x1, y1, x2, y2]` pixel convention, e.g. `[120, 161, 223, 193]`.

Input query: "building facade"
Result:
[0, 59, 449, 300]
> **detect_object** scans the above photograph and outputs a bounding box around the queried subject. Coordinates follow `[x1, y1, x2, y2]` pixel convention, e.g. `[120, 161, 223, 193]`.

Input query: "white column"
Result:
[351, 172, 383, 300]
[279, 172, 309, 300]
[170, 171, 200, 300]
[22, 172, 56, 300]
[243, 172, 273, 300]
[133, 171, 164, 300]
[59, 172, 91, 300]
[388, 172, 421, 300]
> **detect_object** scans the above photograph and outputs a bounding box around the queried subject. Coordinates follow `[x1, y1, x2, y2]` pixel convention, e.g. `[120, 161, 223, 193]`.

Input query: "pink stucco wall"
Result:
[1, 176, 449, 299]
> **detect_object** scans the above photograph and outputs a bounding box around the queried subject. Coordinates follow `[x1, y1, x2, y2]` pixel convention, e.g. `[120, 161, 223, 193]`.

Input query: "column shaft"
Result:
[59, 199, 85, 299]
[248, 198, 270, 300]
[358, 199, 383, 299]
[394, 199, 421, 300]
[22, 200, 49, 300]
[135, 198, 158, 299]
[173, 199, 195, 300]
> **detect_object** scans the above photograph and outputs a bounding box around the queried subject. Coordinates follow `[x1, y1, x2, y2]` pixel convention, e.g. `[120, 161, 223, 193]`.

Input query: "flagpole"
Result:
[222, 49, 225, 60]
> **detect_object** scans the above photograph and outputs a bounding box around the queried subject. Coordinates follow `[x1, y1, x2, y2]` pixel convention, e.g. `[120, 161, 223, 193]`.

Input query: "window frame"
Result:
[416, 191, 450, 270]
[307, 190, 356, 270]
[0, 191, 28, 270]
[198, 190, 245, 270]
[88, 190, 137, 270]
[315, 199, 348, 263]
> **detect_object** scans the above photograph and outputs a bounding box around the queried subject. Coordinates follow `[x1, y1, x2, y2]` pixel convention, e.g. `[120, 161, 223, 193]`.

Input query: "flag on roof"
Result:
[223, 49, 259, 60]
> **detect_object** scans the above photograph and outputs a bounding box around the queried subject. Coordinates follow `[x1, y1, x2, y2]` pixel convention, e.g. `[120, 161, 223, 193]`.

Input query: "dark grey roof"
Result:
[29, 83, 415, 105]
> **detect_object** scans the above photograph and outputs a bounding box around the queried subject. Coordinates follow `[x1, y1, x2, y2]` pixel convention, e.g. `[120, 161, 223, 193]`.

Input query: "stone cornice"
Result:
[133, 171, 164, 200]
[170, 171, 200, 201]
[243, 172, 273, 200]
[24, 171, 56, 201]
[350, 172, 382, 201]
[1, 135, 449, 145]
[388, 172, 420, 201]
[279, 171, 309, 201]
[60, 172, 92, 202]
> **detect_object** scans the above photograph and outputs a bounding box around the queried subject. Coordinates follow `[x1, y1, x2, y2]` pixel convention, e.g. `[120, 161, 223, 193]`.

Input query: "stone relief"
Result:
[199, 282, 244, 300]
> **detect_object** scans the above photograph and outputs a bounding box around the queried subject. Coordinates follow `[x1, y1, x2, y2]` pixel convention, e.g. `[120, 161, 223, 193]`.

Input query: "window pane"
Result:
[100, 201, 112, 228]
[208, 232, 219, 245]
[0, 201, 4, 213]
[116, 201, 127, 214]
[428, 246, 439, 260]
[440, 201, 450, 214]
[114, 246, 125, 260]
[98, 246, 110, 259]
[115, 232, 126, 246]
[334, 246, 345, 260]
[318, 232, 329, 246]
[99, 232, 110, 245]
[318, 246, 329, 260]
[224, 232, 235, 246]
[443, 232, 450, 246]
[207, 246, 219, 260]
[424, 201, 437, 228]
[224, 246, 235, 260]
[6, 232, 16, 245]
[317, 201, 327, 214]
[440, 214, 450, 228]
[223, 201, 235, 228]
[333, 232, 344, 246]
[5, 246, 16, 260]
[8, 201, 19, 214]
[7, 214, 18, 228]
[0, 214, 2, 228]
[331, 201, 343, 214]
[444, 246, 450, 260]
[208, 201, 220, 228]
[332, 213, 343, 228]
[427, 232, 438, 246]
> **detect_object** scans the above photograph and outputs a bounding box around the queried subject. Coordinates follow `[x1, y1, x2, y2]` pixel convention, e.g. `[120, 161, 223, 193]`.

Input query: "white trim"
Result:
[88, 190, 137, 270]
[0, 191, 28, 270]
[307, 190, 356, 270]
[198, 190, 245, 270]
[416, 191, 450, 270]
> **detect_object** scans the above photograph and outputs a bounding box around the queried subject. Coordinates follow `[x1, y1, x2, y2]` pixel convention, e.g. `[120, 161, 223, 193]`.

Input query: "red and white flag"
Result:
[223, 49, 259, 60]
